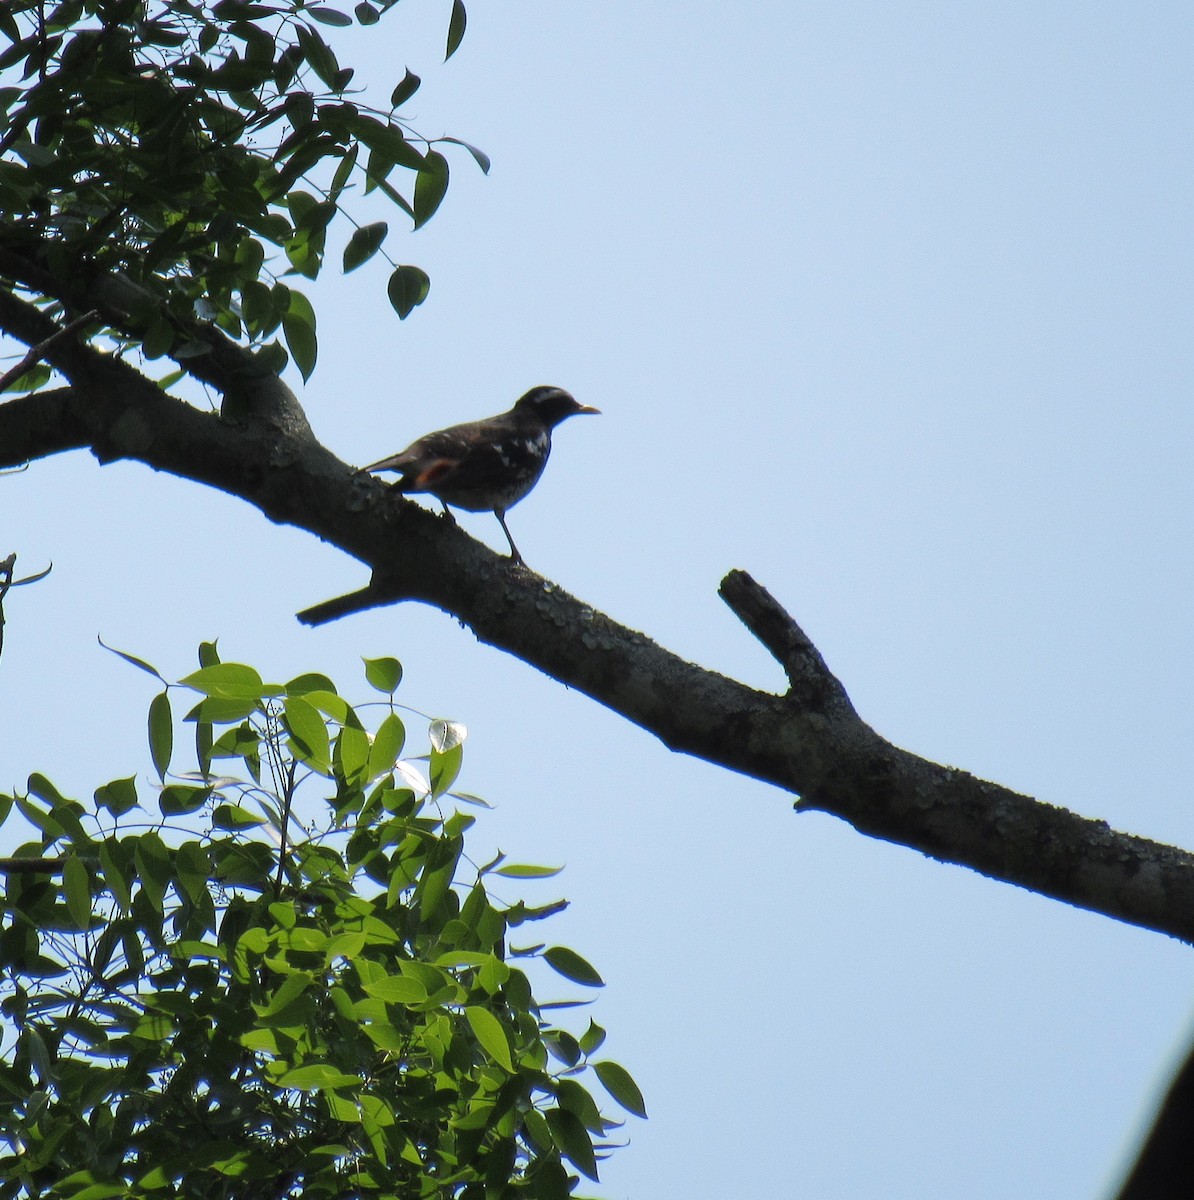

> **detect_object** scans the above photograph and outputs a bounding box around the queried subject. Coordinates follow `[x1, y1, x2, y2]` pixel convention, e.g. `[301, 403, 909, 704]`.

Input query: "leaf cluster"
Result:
[0, 647, 643, 1198]
[0, 1, 487, 382]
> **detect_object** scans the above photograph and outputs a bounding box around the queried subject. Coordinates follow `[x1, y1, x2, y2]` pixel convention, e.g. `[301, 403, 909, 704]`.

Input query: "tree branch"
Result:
[3, 320, 1194, 943]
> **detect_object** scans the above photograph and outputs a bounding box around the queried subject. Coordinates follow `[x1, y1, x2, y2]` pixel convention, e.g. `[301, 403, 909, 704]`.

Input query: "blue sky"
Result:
[3, 3, 1194, 1196]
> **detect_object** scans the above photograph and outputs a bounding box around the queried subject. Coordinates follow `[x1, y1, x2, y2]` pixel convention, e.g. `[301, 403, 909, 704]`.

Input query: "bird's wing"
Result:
[359, 415, 514, 477]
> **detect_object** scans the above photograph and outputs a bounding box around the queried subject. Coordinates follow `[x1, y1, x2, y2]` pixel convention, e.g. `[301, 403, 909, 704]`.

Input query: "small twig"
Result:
[298, 582, 396, 626]
[0, 308, 100, 392]
[0, 857, 67, 875]
[273, 759, 299, 895]
[0, 552, 53, 661]
[718, 569, 856, 715]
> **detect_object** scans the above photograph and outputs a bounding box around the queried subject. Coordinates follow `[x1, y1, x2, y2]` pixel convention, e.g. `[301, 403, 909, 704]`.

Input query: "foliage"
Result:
[0, 1, 489, 383]
[0, 647, 643, 1198]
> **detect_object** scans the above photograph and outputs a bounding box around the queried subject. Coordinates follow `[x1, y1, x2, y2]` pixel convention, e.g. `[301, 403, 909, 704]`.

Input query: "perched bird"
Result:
[358, 386, 599, 563]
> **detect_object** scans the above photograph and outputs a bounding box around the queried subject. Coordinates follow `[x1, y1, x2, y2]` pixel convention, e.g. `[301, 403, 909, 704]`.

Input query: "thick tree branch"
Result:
[1114, 1032, 1194, 1199]
[3, 317, 1194, 944]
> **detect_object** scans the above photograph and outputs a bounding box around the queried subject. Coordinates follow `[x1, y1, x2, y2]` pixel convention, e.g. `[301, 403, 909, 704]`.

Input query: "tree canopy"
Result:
[1, 648, 643, 1197]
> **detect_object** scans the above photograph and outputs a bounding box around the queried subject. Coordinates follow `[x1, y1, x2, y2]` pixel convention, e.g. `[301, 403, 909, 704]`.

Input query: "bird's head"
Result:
[514, 386, 600, 427]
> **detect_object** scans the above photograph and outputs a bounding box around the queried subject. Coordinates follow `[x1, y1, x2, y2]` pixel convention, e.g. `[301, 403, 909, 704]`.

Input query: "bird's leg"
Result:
[494, 510, 524, 564]
[438, 501, 457, 525]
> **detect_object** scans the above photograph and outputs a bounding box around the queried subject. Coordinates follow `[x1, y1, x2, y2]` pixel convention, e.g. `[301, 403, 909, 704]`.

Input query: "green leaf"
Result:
[133, 833, 171, 914]
[52, 1175, 125, 1199]
[343, 221, 388, 272]
[94, 776, 138, 817]
[440, 136, 491, 174]
[368, 712, 406, 779]
[286, 672, 338, 696]
[555, 1077, 605, 1130]
[283, 695, 331, 771]
[295, 22, 341, 89]
[148, 690, 173, 781]
[363, 656, 402, 693]
[337, 723, 371, 783]
[212, 804, 268, 830]
[390, 68, 420, 108]
[445, 0, 467, 60]
[413, 149, 449, 230]
[387, 264, 430, 319]
[98, 840, 132, 911]
[309, 5, 353, 26]
[176, 841, 212, 904]
[492, 863, 563, 879]
[545, 1106, 599, 1181]
[97, 638, 165, 681]
[256, 970, 314, 1018]
[594, 1060, 647, 1118]
[158, 785, 212, 816]
[543, 946, 604, 987]
[276, 1063, 360, 1090]
[181, 663, 268, 701]
[430, 742, 462, 798]
[283, 288, 318, 381]
[464, 1006, 513, 1072]
[63, 855, 91, 929]
[362, 974, 427, 1005]
[353, 113, 426, 171]
[578, 1019, 606, 1056]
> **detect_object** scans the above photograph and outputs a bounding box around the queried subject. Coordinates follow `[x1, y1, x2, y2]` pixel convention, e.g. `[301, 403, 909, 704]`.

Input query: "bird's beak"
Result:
[575, 405, 601, 415]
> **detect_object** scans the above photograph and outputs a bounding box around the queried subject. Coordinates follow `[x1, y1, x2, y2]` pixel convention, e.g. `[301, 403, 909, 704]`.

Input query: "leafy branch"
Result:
[0, 646, 643, 1197]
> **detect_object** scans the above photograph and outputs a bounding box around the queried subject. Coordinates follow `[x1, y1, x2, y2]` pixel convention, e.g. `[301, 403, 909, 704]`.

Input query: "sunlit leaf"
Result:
[363, 656, 402, 693]
[181, 663, 269, 700]
[465, 1005, 513, 1072]
[492, 863, 563, 879]
[430, 742, 462, 798]
[362, 974, 427, 1004]
[368, 712, 405, 778]
[283, 695, 331, 771]
[429, 719, 466, 753]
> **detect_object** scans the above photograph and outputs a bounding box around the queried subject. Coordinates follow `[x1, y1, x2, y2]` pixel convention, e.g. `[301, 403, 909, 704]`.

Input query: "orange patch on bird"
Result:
[414, 459, 460, 487]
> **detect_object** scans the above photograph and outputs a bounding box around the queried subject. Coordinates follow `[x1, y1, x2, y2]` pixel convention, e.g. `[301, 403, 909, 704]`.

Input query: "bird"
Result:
[357, 386, 599, 564]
